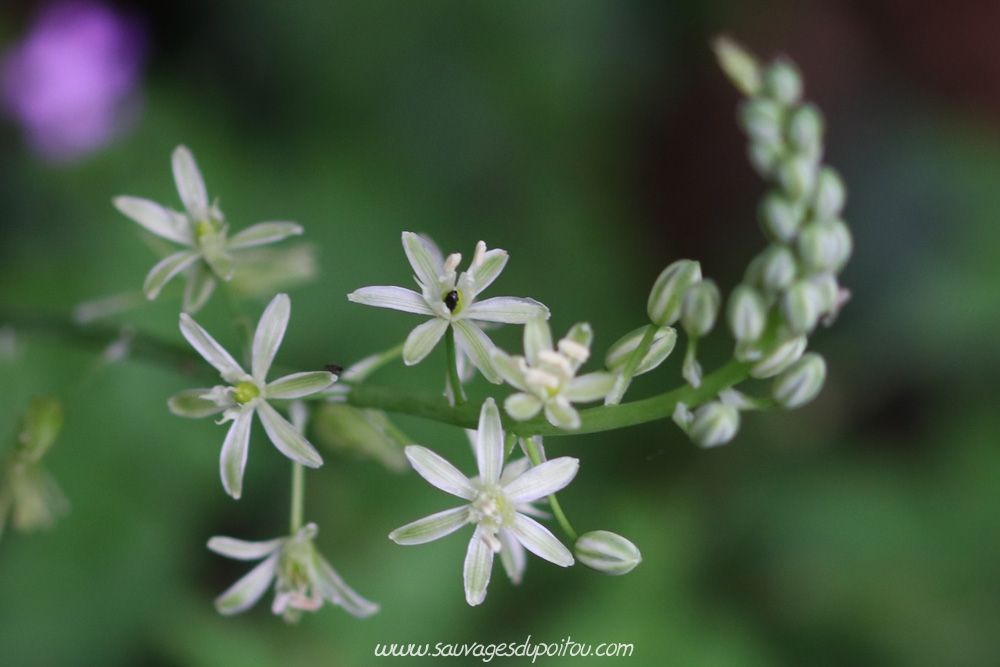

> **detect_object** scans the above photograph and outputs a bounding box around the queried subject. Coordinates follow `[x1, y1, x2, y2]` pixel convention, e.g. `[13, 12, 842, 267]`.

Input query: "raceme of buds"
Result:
[688, 402, 741, 448]
[745, 244, 798, 295]
[750, 333, 807, 379]
[773, 352, 827, 409]
[778, 154, 819, 201]
[680, 280, 721, 338]
[727, 284, 767, 343]
[739, 98, 784, 146]
[796, 219, 853, 274]
[604, 325, 677, 376]
[575, 531, 642, 576]
[647, 260, 701, 327]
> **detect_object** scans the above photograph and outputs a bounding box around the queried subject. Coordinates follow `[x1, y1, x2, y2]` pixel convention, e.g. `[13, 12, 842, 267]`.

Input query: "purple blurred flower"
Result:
[1, 1, 145, 162]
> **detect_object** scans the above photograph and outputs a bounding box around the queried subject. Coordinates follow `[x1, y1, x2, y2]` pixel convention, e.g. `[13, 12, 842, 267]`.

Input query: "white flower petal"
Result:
[465, 297, 549, 324]
[347, 286, 435, 315]
[498, 527, 526, 584]
[389, 505, 471, 545]
[266, 371, 334, 399]
[172, 145, 209, 221]
[510, 514, 574, 567]
[227, 222, 303, 249]
[257, 400, 323, 468]
[404, 445, 476, 500]
[467, 247, 508, 296]
[452, 320, 501, 384]
[503, 456, 579, 504]
[402, 317, 448, 365]
[180, 313, 248, 384]
[523, 318, 553, 367]
[251, 293, 290, 382]
[544, 397, 581, 430]
[207, 535, 283, 560]
[182, 262, 216, 314]
[504, 392, 543, 422]
[220, 407, 254, 499]
[143, 250, 201, 300]
[312, 552, 380, 618]
[464, 527, 495, 606]
[490, 350, 528, 391]
[563, 372, 617, 403]
[168, 388, 224, 418]
[214, 552, 279, 615]
[113, 196, 192, 245]
[402, 231, 445, 289]
[475, 398, 505, 486]
[499, 457, 532, 485]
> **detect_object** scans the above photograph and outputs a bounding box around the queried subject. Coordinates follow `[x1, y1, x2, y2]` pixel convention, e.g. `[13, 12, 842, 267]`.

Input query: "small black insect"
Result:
[324, 364, 343, 375]
[444, 290, 459, 312]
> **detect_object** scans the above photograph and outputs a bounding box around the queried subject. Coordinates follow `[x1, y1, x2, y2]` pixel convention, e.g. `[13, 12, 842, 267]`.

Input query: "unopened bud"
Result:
[605, 325, 677, 376]
[689, 402, 740, 448]
[773, 352, 827, 408]
[17, 397, 64, 462]
[806, 272, 839, 316]
[748, 244, 798, 294]
[712, 36, 762, 96]
[575, 530, 642, 575]
[681, 280, 721, 338]
[778, 154, 818, 201]
[750, 333, 807, 379]
[648, 260, 702, 327]
[727, 284, 767, 342]
[797, 219, 852, 274]
[812, 167, 846, 221]
[782, 280, 823, 335]
[759, 192, 805, 243]
[739, 98, 784, 146]
[763, 58, 803, 106]
[311, 403, 408, 472]
[748, 142, 782, 178]
[787, 103, 824, 155]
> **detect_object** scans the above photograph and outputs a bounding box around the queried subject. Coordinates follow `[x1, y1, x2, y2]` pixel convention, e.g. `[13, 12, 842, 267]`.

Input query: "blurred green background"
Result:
[2, 0, 1000, 665]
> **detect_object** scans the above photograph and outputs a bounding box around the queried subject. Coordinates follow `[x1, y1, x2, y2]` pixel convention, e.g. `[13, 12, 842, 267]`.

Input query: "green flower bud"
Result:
[712, 36, 762, 96]
[773, 352, 827, 408]
[778, 154, 818, 201]
[311, 403, 408, 472]
[747, 244, 798, 294]
[782, 280, 823, 335]
[759, 192, 805, 243]
[750, 333, 807, 379]
[689, 402, 740, 448]
[575, 530, 643, 575]
[797, 218, 852, 274]
[787, 103, 824, 155]
[812, 167, 846, 221]
[17, 397, 65, 462]
[739, 98, 784, 146]
[681, 280, 721, 338]
[763, 58, 803, 106]
[605, 325, 677, 376]
[806, 272, 839, 315]
[748, 142, 783, 179]
[648, 260, 702, 327]
[727, 284, 767, 342]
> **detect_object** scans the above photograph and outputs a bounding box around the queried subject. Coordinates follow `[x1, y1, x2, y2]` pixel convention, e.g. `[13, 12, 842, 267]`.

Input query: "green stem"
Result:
[443, 326, 466, 406]
[523, 435, 576, 542]
[605, 324, 659, 405]
[290, 461, 305, 534]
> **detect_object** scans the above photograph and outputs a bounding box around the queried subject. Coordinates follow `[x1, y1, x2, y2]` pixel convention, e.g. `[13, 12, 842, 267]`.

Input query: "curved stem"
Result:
[443, 326, 466, 406]
[290, 462, 305, 534]
[522, 435, 576, 542]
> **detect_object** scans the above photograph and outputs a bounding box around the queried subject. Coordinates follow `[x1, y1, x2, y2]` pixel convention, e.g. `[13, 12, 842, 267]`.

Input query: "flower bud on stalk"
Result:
[759, 192, 805, 243]
[727, 284, 767, 342]
[605, 325, 677, 376]
[680, 280, 721, 338]
[763, 58, 803, 106]
[782, 280, 824, 335]
[648, 260, 702, 327]
[747, 244, 798, 295]
[787, 103, 824, 156]
[739, 98, 785, 146]
[713, 36, 762, 96]
[689, 402, 741, 448]
[812, 167, 847, 221]
[773, 352, 827, 408]
[796, 219, 853, 274]
[778, 154, 819, 200]
[575, 531, 642, 575]
[750, 333, 807, 379]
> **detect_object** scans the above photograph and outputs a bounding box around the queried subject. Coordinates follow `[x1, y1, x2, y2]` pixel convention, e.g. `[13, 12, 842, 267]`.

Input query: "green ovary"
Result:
[233, 381, 260, 405]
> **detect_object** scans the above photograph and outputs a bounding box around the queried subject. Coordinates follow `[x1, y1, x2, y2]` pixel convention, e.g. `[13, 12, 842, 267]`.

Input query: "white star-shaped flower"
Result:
[207, 522, 379, 622]
[113, 146, 304, 312]
[168, 293, 334, 498]
[389, 398, 577, 606]
[347, 232, 549, 383]
[491, 319, 617, 430]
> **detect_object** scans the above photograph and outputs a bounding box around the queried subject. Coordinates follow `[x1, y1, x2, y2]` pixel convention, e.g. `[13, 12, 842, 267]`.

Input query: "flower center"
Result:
[470, 485, 513, 532]
[443, 289, 464, 315]
[194, 219, 217, 240]
[233, 381, 260, 405]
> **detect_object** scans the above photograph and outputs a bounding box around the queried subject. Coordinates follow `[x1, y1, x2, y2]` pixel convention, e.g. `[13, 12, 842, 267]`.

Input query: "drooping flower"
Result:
[347, 232, 548, 383]
[491, 319, 617, 430]
[168, 293, 334, 498]
[113, 146, 304, 312]
[208, 522, 379, 622]
[389, 398, 577, 606]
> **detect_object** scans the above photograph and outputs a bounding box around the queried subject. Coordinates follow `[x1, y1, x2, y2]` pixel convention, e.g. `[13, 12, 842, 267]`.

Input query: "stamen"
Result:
[557, 339, 590, 363]
[443, 253, 462, 273]
[537, 349, 573, 375]
[524, 368, 560, 390]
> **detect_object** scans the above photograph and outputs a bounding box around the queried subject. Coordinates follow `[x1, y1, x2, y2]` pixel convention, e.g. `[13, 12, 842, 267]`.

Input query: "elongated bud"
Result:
[750, 333, 807, 378]
[763, 58, 803, 106]
[787, 103, 824, 155]
[812, 167, 846, 221]
[605, 325, 677, 376]
[689, 402, 740, 448]
[712, 36, 762, 96]
[575, 531, 642, 575]
[773, 352, 827, 408]
[727, 284, 767, 342]
[797, 219, 852, 274]
[806, 272, 839, 316]
[681, 279, 721, 338]
[759, 192, 805, 243]
[747, 244, 797, 294]
[778, 154, 818, 201]
[739, 98, 784, 146]
[648, 260, 702, 327]
[748, 142, 782, 178]
[17, 397, 65, 462]
[311, 403, 408, 472]
[782, 280, 823, 334]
